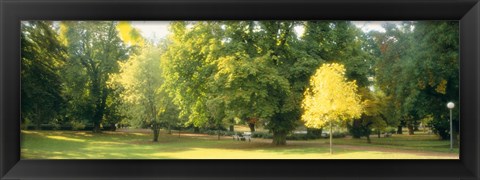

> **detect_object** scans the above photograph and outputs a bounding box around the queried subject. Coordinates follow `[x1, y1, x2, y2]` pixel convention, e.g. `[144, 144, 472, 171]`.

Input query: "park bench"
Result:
[232, 132, 252, 142]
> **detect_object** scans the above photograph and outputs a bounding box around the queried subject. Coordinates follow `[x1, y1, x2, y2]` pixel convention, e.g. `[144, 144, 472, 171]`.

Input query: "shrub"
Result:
[385, 127, 397, 134]
[252, 132, 273, 139]
[202, 130, 236, 136]
[70, 121, 87, 130]
[21, 118, 31, 130]
[307, 128, 322, 136]
[286, 134, 308, 140]
[332, 131, 347, 138]
[429, 119, 450, 140]
[49, 120, 62, 130]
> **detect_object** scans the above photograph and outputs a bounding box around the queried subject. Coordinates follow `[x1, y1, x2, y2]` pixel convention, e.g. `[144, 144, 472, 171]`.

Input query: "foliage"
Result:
[252, 132, 274, 139]
[70, 120, 87, 130]
[348, 88, 388, 143]
[61, 21, 130, 133]
[301, 63, 363, 128]
[373, 21, 459, 138]
[110, 44, 180, 141]
[21, 21, 66, 129]
[20, 20, 459, 145]
[162, 21, 301, 144]
[302, 63, 362, 152]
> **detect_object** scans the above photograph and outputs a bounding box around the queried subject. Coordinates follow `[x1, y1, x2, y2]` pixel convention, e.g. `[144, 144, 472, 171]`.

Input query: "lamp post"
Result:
[447, 102, 455, 151]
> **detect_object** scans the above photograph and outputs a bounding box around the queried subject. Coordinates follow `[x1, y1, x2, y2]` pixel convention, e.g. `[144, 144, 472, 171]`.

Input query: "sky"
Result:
[130, 21, 402, 43]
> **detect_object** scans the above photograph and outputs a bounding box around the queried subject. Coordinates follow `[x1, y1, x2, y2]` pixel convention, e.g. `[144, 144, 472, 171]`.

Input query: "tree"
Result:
[161, 22, 227, 132]
[374, 21, 459, 138]
[21, 21, 66, 129]
[412, 21, 459, 141]
[303, 21, 371, 87]
[162, 21, 368, 145]
[110, 44, 178, 141]
[216, 21, 310, 145]
[348, 88, 387, 143]
[61, 21, 129, 133]
[374, 22, 418, 135]
[302, 63, 362, 153]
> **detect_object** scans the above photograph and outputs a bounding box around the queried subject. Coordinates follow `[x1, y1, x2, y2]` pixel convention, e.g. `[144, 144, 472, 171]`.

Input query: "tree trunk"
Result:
[229, 125, 234, 132]
[272, 130, 287, 145]
[329, 121, 333, 154]
[397, 126, 403, 134]
[152, 128, 160, 142]
[407, 124, 415, 135]
[92, 86, 108, 133]
[377, 130, 381, 138]
[351, 119, 362, 138]
[248, 123, 255, 132]
[92, 122, 102, 133]
[367, 134, 371, 143]
[217, 129, 220, 140]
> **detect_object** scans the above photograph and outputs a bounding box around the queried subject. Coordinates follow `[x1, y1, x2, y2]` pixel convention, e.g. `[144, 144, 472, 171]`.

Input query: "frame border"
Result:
[1, 0, 479, 179]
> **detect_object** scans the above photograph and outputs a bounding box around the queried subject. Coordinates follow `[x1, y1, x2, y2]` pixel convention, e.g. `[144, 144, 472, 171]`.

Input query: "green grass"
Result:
[331, 133, 460, 154]
[21, 130, 459, 159]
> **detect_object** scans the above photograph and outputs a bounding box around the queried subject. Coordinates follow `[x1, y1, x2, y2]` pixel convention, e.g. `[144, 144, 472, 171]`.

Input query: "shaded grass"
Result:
[326, 133, 460, 154]
[21, 130, 458, 159]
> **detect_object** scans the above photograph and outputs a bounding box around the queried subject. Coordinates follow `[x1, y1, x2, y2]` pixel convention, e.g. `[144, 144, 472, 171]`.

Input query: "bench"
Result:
[233, 132, 252, 142]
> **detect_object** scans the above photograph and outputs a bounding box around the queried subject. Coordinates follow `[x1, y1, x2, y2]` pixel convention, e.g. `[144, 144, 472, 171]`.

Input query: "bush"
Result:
[332, 131, 347, 138]
[307, 128, 322, 136]
[202, 130, 235, 136]
[429, 119, 450, 140]
[252, 132, 273, 139]
[49, 120, 62, 130]
[286, 134, 308, 140]
[305, 133, 320, 139]
[70, 121, 87, 130]
[385, 127, 397, 134]
[21, 119, 31, 130]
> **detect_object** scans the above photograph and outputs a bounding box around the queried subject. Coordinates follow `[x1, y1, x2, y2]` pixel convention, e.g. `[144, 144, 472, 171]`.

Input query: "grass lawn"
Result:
[21, 129, 459, 159]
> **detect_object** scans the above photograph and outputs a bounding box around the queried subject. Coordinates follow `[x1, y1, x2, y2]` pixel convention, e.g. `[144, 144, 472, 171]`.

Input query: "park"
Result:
[21, 20, 460, 159]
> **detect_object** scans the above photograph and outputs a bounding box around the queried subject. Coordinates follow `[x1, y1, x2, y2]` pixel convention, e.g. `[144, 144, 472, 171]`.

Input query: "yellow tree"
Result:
[302, 63, 362, 154]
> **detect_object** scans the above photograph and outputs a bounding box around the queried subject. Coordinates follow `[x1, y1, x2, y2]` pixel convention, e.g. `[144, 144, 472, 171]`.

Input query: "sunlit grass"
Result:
[21, 130, 459, 159]
[45, 135, 86, 142]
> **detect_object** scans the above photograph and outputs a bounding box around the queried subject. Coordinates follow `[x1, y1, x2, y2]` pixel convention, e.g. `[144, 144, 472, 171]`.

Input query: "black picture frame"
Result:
[1, 0, 479, 179]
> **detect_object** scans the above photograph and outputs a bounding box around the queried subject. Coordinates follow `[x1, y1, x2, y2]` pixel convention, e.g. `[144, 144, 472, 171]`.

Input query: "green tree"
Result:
[218, 21, 310, 145]
[61, 21, 129, 133]
[161, 22, 226, 131]
[303, 21, 371, 87]
[413, 21, 459, 141]
[162, 21, 299, 144]
[376, 21, 459, 138]
[21, 21, 66, 129]
[374, 21, 459, 139]
[302, 63, 363, 153]
[348, 88, 387, 143]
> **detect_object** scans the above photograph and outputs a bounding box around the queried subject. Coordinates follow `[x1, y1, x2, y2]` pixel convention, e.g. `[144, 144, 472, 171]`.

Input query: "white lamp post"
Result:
[447, 102, 455, 151]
